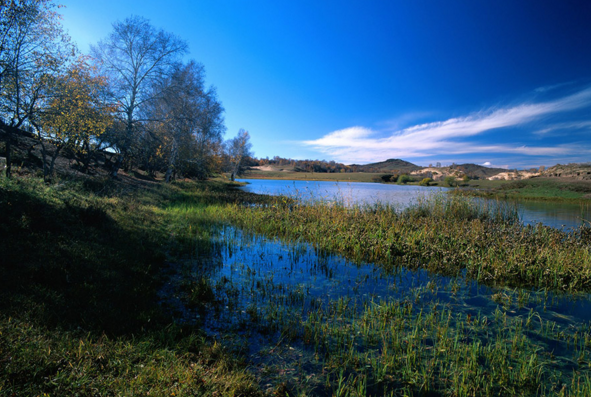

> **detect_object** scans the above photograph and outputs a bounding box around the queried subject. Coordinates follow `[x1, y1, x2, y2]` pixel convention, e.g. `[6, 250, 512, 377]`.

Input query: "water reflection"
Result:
[238, 178, 447, 208]
[519, 200, 591, 229]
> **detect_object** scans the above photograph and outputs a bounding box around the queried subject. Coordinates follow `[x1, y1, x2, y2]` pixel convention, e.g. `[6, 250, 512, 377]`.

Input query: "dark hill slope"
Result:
[453, 163, 509, 179]
[353, 159, 421, 173]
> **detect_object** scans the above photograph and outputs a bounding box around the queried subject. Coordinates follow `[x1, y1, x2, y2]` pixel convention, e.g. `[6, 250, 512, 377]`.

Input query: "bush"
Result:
[419, 177, 433, 186]
[397, 174, 412, 184]
[444, 176, 456, 187]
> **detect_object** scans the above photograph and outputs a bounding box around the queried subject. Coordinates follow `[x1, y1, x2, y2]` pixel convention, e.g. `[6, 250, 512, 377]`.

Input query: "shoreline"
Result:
[241, 172, 591, 203]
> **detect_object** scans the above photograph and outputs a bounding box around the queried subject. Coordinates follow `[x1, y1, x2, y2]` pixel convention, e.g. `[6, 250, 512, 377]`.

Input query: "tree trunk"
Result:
[38, 140, 51, 182]
[165, 136, 178, 183]
[5, 130, 11, 178]
[110, 152, 124, 178]
[1, 121, 15, 178]
[231, 155, 242, 182]
[111, 108, 135, 178]
[81, 140, 91, 173]
[46, 148, 61, 183]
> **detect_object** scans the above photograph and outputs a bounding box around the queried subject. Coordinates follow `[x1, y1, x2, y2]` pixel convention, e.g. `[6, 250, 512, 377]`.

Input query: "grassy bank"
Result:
[458, 178, 591, 202]
[0, 176, 265, 396]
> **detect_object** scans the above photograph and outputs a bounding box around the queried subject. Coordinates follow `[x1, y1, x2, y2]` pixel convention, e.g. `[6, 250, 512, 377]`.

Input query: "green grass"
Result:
[202, 192, 591, 395]
[458, 178, 591, 202]
[1, 317, 260, 396]
[213, 193, 591, 292]
[161, 221, 591, 396]
[3, 175, 591, 396]
[464, 179, 511, 189]
[0, 176, 264, 396]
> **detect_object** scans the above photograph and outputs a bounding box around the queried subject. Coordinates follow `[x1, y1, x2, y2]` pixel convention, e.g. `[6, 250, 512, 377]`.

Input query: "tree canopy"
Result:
[1, 6, 233, 183]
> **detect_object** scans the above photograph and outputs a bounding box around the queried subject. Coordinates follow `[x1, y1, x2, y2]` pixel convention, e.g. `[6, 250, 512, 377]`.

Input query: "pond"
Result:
[162, 225, 591, 396]
[238, 178, 591, 229]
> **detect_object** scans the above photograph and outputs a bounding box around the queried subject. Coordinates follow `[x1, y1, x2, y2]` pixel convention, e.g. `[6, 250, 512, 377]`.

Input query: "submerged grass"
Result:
[173, 225, 591, 396]
[162, 185, 591, 395]
[212, 193, 591, 292]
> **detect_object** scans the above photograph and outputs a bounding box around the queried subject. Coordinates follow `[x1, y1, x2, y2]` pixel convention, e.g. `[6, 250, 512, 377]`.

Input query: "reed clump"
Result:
[214, 193, 591, 292]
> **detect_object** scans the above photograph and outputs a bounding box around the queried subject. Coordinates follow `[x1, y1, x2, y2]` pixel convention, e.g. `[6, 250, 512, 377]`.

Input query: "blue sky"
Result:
[59, 0, 591, 168]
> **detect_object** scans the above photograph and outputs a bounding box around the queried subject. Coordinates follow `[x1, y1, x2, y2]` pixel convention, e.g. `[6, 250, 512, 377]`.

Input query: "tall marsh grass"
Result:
[404, 193, 520, 224]
[214, 192, 591, 291]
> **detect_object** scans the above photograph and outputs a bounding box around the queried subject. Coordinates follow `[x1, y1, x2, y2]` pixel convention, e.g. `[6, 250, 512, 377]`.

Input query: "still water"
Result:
[238, 178, 591, 229]
[162, 226, 591, 395]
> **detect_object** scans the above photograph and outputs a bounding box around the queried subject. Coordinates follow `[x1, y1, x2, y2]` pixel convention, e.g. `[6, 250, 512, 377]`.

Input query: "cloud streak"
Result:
[533, 121, 591, 136]
[302, 88, 591, 163]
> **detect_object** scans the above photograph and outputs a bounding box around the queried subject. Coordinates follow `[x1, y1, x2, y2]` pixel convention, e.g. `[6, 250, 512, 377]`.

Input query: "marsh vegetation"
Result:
[2, 176, 591, 396]
[164, 181, 591, 395]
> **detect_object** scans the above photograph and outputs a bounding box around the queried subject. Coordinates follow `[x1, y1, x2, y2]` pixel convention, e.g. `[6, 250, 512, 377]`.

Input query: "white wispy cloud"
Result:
[481, 161, 509, 169]
[534, 81, 574, 93]
[533, 121, 591, 136]
[302, 87, 591, 163]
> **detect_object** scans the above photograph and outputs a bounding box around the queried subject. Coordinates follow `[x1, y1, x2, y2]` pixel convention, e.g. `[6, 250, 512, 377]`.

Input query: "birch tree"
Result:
[91, 15, 187, 177]
[0, 0, 74, 178]
[225, 129, 252, 181]
[144, 61, 224, 182]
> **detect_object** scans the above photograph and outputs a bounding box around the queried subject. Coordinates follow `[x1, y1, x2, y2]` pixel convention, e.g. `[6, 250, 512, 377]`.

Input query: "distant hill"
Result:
[543, 163, 591, 180]
[352, 158, 422, 173]
[452, 163, 510, 179]
[248, 156, 591, 181]
[351, 159, 506, 178]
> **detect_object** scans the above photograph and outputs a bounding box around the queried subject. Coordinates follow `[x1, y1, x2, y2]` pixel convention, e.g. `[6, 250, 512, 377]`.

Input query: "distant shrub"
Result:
[462, 175, 470, 182]
[419, 177, 433, 186]
[397, 174, 412, 184]
[444, 176, 456, 187]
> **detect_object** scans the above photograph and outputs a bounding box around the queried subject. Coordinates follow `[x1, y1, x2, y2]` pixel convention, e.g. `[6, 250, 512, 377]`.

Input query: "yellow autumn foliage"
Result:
[41, 56, 114, 154]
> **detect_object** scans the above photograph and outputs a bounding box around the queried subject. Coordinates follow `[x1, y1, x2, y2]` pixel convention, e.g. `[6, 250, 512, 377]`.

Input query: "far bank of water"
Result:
[238, 178, 591, 229]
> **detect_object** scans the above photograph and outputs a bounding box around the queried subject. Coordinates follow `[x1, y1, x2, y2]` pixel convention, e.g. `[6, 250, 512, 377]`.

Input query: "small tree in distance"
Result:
[225, 129, 252, 181]
[419, 177, 432, 186]
[397, 174, 412, 184]
[444, 176, 456, 187]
